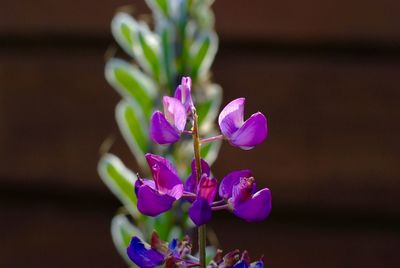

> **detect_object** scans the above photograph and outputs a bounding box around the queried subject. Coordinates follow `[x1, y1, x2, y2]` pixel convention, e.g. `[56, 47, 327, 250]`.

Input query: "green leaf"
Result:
[145, 0, 169, 17]
[105, 59, 157, 118]
[137, 29, 162, 82]
[98, 154, 139, 217]
[111, 13, 162, 80]
[111, 214, 145, 265]
[196, 83, 222, 133]
[116, 100, 149, 169]
[189, 30, 218, 80]
[111, 13, 140, 58]
[159, 19, 177, 93]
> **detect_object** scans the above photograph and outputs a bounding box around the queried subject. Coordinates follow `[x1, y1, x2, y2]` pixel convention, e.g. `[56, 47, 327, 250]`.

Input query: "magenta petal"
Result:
[185, 159, 211, 194]
[233, 188, 272, 222]
[137, 185, 176, 216]
[189, 198, 212, 226]
[218, 98, 245, 137]
[145, 154, 183, 199]
[150, 111, 181, 144]
[219, 170, 252, 199]
[230, 112, 268, 150]
[198, 174, 217, 204]
[163, 96, 187, 132]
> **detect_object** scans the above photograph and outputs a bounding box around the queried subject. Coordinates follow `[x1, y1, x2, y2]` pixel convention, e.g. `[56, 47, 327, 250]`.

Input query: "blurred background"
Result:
[1, 0, 400, 267]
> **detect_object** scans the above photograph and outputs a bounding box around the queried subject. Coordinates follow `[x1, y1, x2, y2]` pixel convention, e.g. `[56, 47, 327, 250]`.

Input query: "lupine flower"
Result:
[185, 159, 218, 226]
[150, 77, 193, 145]
[219, 170, 271, 221]
[174, 76, 194, 113]
[150, 96, 187, 144]
[218, 98, 267, 150]
[135, 154, 183, 216]
[208, 249, 264, 268]
[127, 232, 199, 268]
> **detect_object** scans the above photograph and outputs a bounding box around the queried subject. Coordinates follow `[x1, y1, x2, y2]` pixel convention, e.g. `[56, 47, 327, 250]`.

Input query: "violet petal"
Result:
[219, 170, 252, 199]
[137, 185, 176, 216]
[150, 111, 181, 144]
[163, 96, 187, 132]
[230, 112, 268, 150]
[233, 188, 272, 222]
[188, 198, 212, 226]
[174, 77, 194, 112]
[145, 154, 183, 199]
[218, 98, 245, 138]
[127, 237, 165, 268]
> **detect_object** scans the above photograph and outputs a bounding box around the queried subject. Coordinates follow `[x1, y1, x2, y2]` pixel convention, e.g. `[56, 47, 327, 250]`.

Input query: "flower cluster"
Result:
[127, 232, 263, 268]
[150, 77, 268, 150]
[136, 77, 271, 226]
[130, 77, 271, 267]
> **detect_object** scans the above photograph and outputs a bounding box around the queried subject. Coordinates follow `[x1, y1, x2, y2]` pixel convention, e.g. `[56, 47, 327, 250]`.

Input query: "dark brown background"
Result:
[1, 0, 400, 267]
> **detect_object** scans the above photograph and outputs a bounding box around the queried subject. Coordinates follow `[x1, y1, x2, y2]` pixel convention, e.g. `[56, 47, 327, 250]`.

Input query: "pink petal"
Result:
[163, 96, 187, 132]
[145, 154, 183, 199]
[218, 98, 245, 138]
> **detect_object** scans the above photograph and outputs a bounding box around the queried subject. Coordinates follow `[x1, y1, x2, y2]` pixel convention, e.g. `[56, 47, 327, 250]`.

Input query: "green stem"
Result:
[192, 110, 206, 268]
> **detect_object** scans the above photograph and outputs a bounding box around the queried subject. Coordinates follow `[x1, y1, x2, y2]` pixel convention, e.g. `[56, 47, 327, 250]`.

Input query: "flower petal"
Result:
[198, 174, 217, 204]
[233, 188, 272, 222]
[174, 76, 194, 112]
[230, 112, 267, 150]
[218, 98, 245, 138]
[219, 170, 252, 199]
[150, 111, 181, 144]
[163, 96, 187, 132]
[184, 158, 211, 195]
[135, 178, 156, 196]
[189, 198, 212, 226]
[137, 185, 176, 216]
[127, 237, 165, 268]
[145, 154, 183, 199]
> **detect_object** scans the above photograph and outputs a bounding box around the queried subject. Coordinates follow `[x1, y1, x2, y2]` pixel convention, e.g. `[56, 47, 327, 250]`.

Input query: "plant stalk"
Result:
[192, 110, 206, 268]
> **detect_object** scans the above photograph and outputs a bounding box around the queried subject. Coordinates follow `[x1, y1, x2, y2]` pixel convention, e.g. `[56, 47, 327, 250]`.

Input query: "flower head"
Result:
[219, 170, 271, 222]
[218, 98, 267, 150]
[150, 96, 187, 144]
[135, 154, 183, 216]
[150, 77, 194, 145]
[184, 159, 217, 226]
[127, 232, 198, 268]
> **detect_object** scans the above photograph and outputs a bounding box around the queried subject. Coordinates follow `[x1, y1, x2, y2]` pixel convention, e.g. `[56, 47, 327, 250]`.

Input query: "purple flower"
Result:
[218, 98, 267, 150]
[127, 232, 198, 268]
[150, 96, 187, 144]
[219, 170, 271, 222]
[127, 236, 164, 268]
[135, 154, 183, 216]
[208, 249, 264, 268]
[174, 76, 194, 113]
[150, 77, 194, 145]
[184, 159, 217, 226]
[184, 159, 211, 196]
